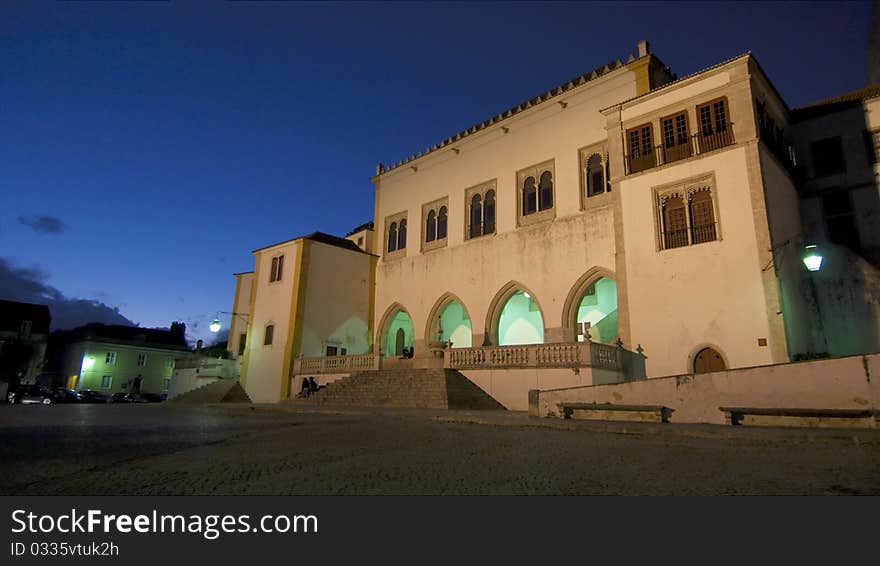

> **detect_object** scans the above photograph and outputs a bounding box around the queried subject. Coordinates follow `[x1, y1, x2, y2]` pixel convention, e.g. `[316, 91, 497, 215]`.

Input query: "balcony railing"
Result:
[292, 353, 380, 375]
[663, 228, 690, 250]
[444, 341, 623, 371]
[691, 222, 717, 245]
[625, 124, 735, 175]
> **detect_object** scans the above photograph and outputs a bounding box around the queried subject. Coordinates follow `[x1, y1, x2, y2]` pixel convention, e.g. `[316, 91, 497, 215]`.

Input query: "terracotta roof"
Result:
[345, 221, 374, 236]
[378, 56, 636, 176]
[251, 231, 368, 255]
[600, 52, 751, 112]
[791, 85, 880, 121]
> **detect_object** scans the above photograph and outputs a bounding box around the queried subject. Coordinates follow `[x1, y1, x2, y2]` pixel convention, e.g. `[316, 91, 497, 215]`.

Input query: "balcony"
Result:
[625, 124, 735, 175]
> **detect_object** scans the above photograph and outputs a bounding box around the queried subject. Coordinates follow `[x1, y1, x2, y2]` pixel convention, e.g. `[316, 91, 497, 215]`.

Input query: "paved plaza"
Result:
[1, 403, 879, 495]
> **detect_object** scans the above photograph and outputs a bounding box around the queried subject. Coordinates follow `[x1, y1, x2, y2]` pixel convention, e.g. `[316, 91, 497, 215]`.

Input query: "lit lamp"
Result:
[209, 311, 249, 333]
[802, 244, 823, 272]
[209, 319, 222, 333]
[81, 356, 95, 372]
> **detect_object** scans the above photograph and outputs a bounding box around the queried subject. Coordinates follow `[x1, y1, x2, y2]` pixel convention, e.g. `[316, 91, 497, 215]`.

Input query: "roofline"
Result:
[374, 52, 645, 179]
[600, 52, 753, 113]
[251, 232, 376, 256]
[232, 271, 254, 276]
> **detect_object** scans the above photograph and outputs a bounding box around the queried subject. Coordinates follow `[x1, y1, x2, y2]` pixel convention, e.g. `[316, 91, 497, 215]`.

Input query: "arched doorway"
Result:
[426, 294, 473, 348]
[574, 277, 618, 343]
[693, 347, 726, 374]
[383, 310, 414, 356]
[497, 290, 544, 345]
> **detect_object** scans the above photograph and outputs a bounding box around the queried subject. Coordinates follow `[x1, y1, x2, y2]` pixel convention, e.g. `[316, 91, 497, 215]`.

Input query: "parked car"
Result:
[78, 390, 113, 404]
[7, 384, 56, 405]
[111, 392, 130, 403]
[53, 388, 83, 404]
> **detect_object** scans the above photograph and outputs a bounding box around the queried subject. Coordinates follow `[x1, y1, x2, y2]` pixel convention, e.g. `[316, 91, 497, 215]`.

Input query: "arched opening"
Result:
[586, 154, 604, 197]
[398, 219, 407, 250]
[383, 309, 414, 357]
[470, 194, 482, 238]
[497, 290, 544, 346]
[426, 210, 437, 242]
[437, 206, 448, 239]
[425, 294, 474, 349]
[387, 222, 398, 253]
[522, 176, 537, 215]
[575, 277, 618, 344]
[693, 347, 726, 374]
[484, 190, 495, 233]
[538, 170, 553, 210]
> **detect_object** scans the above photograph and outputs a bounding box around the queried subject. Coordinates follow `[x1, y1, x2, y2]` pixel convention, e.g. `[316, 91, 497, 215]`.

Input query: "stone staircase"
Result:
[169, 379, 251, 404]
[290, 368, 505, 410]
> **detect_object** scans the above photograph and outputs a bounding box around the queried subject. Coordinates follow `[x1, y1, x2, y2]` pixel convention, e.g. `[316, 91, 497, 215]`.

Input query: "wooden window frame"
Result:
[264, 324, 275, 346]
[269, 254, 285, 283]
[653, 174, 721, 251]
[696, 96, 729, 135]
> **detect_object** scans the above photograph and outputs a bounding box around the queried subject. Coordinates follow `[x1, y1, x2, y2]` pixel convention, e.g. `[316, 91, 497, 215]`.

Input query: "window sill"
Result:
[382, 249, 407, 262]
[518, 207, 556, 227]
[421, 238, 448, 253]
[582, 190, 614, 211]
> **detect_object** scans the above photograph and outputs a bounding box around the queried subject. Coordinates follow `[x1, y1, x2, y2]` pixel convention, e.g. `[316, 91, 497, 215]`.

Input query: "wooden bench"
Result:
[719, 407, 878, 429]
[560, 403, 673, 423]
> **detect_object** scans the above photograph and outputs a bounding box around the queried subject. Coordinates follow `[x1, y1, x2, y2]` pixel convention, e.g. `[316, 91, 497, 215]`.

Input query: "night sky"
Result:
[1, 1, 872, 346]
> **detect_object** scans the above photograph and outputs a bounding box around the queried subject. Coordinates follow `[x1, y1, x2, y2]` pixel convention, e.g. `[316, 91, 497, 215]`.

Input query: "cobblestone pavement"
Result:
[2, 403, 879, 495]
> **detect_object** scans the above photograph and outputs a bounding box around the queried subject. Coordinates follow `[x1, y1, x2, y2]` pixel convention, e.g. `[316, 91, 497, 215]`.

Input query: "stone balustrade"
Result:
[292, 353, 380, 375]
[444, 341, 618, 370]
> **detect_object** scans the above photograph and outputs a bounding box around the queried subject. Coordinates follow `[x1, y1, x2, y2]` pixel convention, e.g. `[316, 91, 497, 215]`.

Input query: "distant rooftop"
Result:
[346, 221, 374, 237]
[252, 231, 369, 255]
[53, 322, 189, 350]
[0, 299, 51, 334]
[791, 84, 880, 121]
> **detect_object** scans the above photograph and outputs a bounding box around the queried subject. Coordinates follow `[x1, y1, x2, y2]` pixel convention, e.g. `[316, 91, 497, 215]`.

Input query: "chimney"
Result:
[637, 40, 650, 58]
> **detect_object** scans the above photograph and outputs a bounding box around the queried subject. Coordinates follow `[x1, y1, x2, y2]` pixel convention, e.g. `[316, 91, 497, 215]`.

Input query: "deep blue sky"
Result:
[1, 1, 872, 345]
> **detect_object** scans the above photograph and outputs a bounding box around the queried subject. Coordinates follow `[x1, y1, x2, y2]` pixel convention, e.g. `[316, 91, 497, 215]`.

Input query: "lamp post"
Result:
[209, 312, 250, 333]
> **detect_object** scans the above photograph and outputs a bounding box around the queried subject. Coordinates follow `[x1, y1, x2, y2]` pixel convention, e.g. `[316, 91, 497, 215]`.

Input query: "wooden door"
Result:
[694, 348, 725, 374]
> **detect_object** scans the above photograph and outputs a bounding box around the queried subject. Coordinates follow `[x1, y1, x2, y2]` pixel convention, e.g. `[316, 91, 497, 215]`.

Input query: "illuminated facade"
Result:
[233, 41, 879, 408]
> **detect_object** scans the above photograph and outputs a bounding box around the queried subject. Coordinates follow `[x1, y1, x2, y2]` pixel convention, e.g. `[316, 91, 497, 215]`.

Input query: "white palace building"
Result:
[223, 41, 880, 412]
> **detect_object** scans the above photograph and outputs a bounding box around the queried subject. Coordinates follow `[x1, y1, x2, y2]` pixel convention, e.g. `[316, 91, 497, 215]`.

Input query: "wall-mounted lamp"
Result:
[210, 311, 250, 333]
[558, 101, 568, 109]
[802, 244, 823, 272]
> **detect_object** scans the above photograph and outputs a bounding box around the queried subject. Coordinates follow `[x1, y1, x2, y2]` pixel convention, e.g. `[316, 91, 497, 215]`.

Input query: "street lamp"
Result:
[802, 244, 823, 272]
[209, 312, 249, 333]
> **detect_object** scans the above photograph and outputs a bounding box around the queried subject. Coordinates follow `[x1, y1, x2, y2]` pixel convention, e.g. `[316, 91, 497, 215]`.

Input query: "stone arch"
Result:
[688, 343, 729, 374]
[376, 302, 414, 354]
[561, 267, 618, 342]
[484, 281, 546, 346]
[424, 292, 474, 348]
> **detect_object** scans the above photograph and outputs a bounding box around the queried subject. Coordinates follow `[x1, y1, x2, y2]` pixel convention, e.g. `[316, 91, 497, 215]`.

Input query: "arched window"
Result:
[437, 206, 447, 239]
[470, 194, 482, 238]
[662, 196, 688, 249]
[586, 154, 604, 197]
[522, 176, 537, 215]
[538, 171, 553, 211]
[689, 190, 717, 244]
[425, 210, 437, 242]
[484, 190, 495, 234]
[388, 222, 398, 253]
[398, 219, 407, 249]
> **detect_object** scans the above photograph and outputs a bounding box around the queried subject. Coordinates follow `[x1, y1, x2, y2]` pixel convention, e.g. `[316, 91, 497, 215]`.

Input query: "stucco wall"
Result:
[300, 241, 372, 357]
[461, 367, 596, 411]
[535, 353, 880, 424]
[620, 147, 775, 376]
[228, 272, 254, 360]
[243, 240, 299, 403]
[374, 68, 639, 354]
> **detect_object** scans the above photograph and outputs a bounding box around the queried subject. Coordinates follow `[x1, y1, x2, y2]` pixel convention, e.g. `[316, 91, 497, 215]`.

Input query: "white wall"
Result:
[300, 241, 372, 357]
[535, 353, 880, 425]
[243, 240, 299, 403]
[620, 147, 775, 376]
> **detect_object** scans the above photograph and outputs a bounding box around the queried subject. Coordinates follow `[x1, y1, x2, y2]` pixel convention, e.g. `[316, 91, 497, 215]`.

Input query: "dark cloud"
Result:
[18, 215, 67, 234]
[0, 257, 133, 330]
